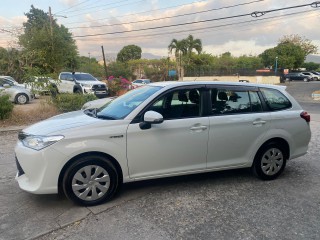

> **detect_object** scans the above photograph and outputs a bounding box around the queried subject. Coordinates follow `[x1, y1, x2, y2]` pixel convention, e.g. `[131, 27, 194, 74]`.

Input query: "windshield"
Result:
[95, 86, 161, 120]
[73, 73, 97, 81]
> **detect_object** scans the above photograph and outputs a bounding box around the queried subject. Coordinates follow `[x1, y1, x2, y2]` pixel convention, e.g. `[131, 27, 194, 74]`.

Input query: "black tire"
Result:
[50, 85, 59, 97]
[74, 89, 82, 94]
[252, 143, 287, 180]
[15, 93, 29, 104]
[62, 155, 119, 206]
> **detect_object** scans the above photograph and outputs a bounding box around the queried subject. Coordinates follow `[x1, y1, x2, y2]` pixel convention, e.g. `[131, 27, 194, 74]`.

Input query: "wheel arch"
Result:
[15, 92, 29, 104]
[253, 137, 290, 165]
[73, 85, 83, 93]
[58, 151, 123, 195]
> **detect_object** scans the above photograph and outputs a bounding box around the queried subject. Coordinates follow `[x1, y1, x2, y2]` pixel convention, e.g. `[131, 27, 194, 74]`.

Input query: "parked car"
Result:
[300, 72, 319, 81]
[24, 77, 59, 98]
[0, 77, 34, 104]
[311, 71, 320, 80]
[58, 72, 108, 98]
[130, 79, 151, 89]
[15, 81, 311, 206]
[0, 76, 25, 87]
[283, 72, 312, 82]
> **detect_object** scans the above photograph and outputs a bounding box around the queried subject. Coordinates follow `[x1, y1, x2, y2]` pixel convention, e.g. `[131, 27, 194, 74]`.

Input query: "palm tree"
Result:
[168, 39, 187, 79]
[185, 34, 202, 56]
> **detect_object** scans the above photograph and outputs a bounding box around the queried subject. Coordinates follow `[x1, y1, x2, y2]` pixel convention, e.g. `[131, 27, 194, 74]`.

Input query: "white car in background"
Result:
[58, 72, 108, 98]
[15, 81, 311, 206]
[0, 77, 34, 104]
[130, 79, 151, 89]
[0, 76, 25, 87]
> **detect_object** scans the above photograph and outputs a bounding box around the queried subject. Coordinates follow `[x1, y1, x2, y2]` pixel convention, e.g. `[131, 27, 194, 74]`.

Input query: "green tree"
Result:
[107, 61, 133, 79]
[279, 34, 318, 58]
[18, 5, 78, 74]
[77, 56, 104, 78]
[168, 38, 188, 79]
[301, 62, 320, 71]
[260, 42, 305, 69]
[116, 45, 142, 62]
[185, 35, 202, 56]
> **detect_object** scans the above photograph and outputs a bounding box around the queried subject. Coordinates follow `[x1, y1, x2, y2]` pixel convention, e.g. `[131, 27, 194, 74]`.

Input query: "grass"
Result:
[0, 98, 59, 128]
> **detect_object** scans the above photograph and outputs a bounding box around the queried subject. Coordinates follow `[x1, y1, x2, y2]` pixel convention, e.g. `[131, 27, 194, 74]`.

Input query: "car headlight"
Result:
[21, 135, 64, 151]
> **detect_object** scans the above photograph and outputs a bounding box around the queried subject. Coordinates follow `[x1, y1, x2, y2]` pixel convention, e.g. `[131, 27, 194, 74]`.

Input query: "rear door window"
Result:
[210, 88, 262, 114]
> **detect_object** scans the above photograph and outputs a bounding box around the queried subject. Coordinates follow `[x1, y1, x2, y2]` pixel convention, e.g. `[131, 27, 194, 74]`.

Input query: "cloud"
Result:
[71, 0, 319, 58]
[59, 0, 79, 7]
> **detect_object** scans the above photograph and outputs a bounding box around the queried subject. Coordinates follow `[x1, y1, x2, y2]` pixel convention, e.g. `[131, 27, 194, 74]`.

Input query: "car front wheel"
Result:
[15, 93, 29, 104]
[252, 144, 287, 180]
[62, 155, 120, 206]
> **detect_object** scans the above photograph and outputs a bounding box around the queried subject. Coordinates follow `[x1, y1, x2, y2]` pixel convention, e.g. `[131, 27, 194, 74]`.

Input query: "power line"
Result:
[74, 9, 319, 41]
[62, 0, 133, 15]
[54, 0, 93, 15]
[73, 2, 320, 38]
[69, 0, 264, 29]
[67, 0, 146, 18]
[64, 0, 207, 24]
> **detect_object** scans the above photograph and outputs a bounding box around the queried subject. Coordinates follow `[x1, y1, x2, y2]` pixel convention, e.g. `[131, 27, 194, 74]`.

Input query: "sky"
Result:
[0, 0, 320, 61]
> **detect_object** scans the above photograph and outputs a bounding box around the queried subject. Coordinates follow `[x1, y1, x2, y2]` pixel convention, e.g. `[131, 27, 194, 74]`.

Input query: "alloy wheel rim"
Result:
[18, 95, 27, 104]
[72, 165, 110, 201]
[261, 148, 284, 176]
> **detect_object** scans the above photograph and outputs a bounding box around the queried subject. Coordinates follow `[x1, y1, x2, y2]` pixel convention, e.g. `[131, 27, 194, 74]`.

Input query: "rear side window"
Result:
[210, 89, 262, 114]
[260, 88, 292, 110]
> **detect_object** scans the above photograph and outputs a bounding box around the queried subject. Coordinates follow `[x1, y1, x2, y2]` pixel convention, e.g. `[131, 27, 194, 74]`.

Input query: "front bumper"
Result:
[15, 141, 66, 194]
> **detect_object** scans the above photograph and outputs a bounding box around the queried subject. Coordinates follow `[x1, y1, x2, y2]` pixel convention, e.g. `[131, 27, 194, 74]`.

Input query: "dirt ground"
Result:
[0, 97, 59, 128]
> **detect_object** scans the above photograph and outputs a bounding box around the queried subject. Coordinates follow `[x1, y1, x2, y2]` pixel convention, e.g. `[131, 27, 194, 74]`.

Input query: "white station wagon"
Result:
[15, 81, 311, 206]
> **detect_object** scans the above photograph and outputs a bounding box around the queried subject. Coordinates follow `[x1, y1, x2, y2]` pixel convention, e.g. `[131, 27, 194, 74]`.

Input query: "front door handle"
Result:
[190, 126, 207, 131]
[253, 120, 266, 125]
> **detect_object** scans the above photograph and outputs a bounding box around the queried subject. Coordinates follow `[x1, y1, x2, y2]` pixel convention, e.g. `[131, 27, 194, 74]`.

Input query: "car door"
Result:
[126, 86, 209, 179]
[206, 86, 271, 168]
[59, 73, 74, 93]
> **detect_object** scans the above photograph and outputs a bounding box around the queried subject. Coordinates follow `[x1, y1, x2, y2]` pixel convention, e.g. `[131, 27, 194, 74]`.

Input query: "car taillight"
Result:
[300, 111, 310, 123]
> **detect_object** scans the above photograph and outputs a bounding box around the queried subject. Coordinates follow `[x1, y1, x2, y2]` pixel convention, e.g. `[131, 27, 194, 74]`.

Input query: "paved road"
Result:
[281, 81, 320, 113]
[0, 82, 319, 240]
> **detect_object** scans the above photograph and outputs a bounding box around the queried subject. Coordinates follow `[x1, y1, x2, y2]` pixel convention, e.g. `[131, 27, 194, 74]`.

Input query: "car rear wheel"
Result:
[62, 155, 119, 206]
[303, 78, 308, 82]
[252, 143, 287, 180]
[15, 93, 29, 104]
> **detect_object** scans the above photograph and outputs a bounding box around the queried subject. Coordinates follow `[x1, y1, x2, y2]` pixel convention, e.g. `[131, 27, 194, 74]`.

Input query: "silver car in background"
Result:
[0, 77, 34, 104]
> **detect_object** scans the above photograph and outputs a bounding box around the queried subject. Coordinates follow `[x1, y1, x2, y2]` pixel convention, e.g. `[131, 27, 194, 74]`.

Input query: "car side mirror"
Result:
[139, 111, 164, 130]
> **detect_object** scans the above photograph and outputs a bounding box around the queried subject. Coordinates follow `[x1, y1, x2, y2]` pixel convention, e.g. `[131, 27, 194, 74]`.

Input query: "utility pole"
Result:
[101, 45, 108, 79]
[49, 7, 53, 36]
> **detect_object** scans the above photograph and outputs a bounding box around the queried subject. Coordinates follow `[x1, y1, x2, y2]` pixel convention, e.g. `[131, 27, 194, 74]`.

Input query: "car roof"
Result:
[149, 81, 286, 90]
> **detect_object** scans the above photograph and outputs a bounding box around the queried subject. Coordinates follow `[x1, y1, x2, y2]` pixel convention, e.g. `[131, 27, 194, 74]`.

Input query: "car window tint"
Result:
[211, 89, 251, 114]
[260, 88, 292, 110]
[249, 91, 263, 112]
[147, 88, 201, 119]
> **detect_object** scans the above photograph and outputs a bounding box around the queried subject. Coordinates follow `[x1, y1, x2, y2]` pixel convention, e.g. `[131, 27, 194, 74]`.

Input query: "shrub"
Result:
[0, 95, 14, 120]
[107, 76, 131, 96]
[52, 93, 97, 112]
